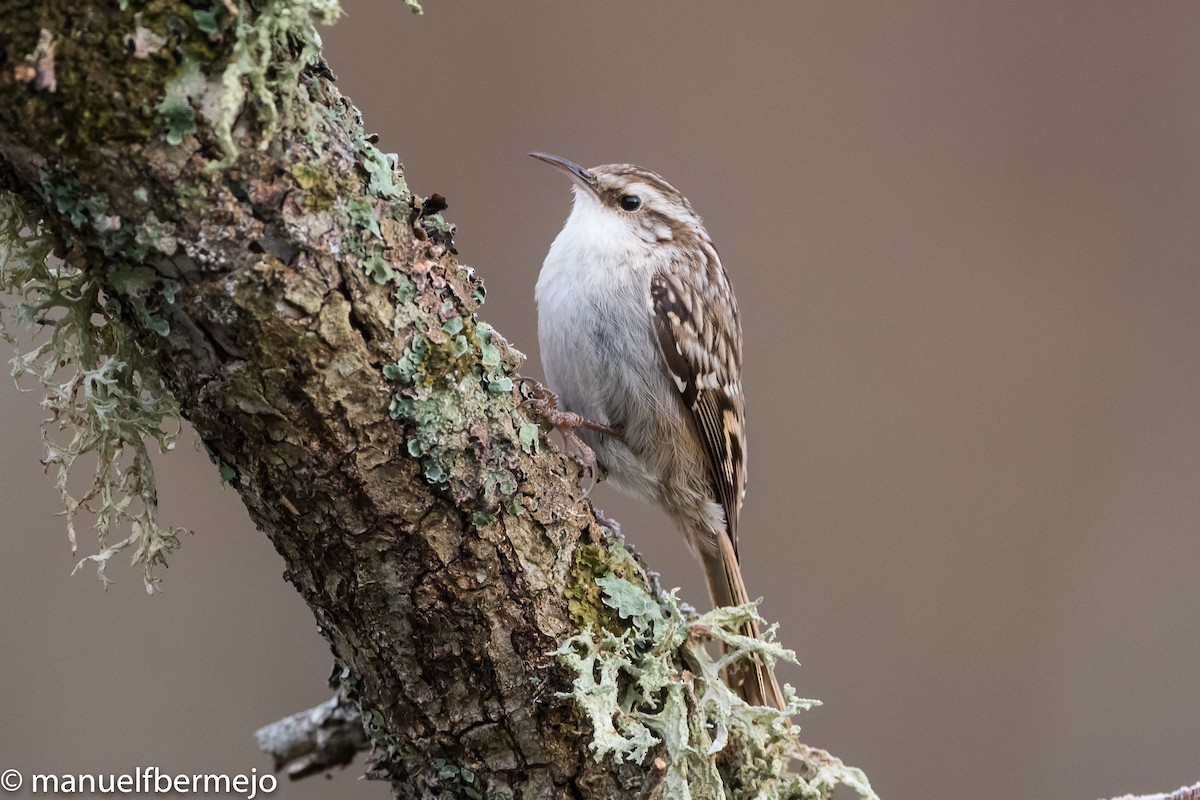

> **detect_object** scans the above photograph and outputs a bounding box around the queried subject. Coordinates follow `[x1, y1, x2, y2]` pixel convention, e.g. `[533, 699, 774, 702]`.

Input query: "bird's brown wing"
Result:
[652, 258, 785, 711]
[650, 261, 746, 550]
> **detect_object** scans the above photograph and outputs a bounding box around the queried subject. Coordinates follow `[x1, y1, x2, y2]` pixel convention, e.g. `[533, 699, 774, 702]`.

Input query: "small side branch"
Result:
[1108, 784, 1200, 800]
[255, 693, 369, 780]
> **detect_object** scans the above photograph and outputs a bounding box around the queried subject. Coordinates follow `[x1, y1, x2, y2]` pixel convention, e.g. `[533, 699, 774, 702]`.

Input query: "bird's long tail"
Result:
[702, 530, 787, 710]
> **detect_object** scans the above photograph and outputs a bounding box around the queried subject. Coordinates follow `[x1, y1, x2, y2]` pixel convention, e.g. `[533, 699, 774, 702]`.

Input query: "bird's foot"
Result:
[520, 379, 619, 484]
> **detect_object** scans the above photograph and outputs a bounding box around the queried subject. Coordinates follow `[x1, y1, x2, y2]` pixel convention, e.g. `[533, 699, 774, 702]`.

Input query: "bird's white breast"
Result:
[534, 193, 673, 500]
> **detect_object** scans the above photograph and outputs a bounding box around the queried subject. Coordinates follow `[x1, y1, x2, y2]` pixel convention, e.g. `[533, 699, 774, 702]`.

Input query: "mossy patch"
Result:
[567, 543, 647, 633]
[292, 163, 342, 211]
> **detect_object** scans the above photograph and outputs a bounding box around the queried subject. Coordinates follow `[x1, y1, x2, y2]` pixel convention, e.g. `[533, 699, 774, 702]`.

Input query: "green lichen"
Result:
[475, 322, 513, 393]
[384, 303, 528, 527]
[361, 252, 396, 284]
[34, 170, 183, 339]
[486, 376, 513, 394]
[192, 7, 220, 35]
[157, 60, 203, 146]
[554, 573, 879, 800]
[217, 461, 237, 483]
[0, 193, 187, 592]
[476, 322, 501, 367]
[420, 212, 454, 242]
[392, 274, 416, 306]
[361, 145, 408, 200]
[420, 757, 503, 800]
[37, 171, 90, 229]
[109, 265, 175, 336]
[384, 337, 428, 385]
[330, 145, 414, 296]
[345, 198, 382, 237]
[517, 420, 540, 455]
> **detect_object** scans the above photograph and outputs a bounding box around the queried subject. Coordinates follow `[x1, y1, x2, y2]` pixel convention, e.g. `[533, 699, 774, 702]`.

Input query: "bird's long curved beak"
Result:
[529, 152, 599, 197]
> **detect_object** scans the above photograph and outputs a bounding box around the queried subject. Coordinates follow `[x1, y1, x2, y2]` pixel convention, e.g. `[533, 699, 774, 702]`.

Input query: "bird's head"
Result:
[530, 152, 707, 250]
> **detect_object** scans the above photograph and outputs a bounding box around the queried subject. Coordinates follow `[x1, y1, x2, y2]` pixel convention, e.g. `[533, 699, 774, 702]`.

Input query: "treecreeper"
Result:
[530, 152, 785, 710]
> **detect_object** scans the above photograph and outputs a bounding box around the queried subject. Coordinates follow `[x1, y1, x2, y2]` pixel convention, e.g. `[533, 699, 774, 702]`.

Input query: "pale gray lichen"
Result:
[0, 192, 187, 592]
[553, 573, 879, 800]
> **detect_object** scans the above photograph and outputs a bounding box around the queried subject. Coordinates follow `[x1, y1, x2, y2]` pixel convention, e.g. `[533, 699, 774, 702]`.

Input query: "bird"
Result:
[530, 152, 785, 710]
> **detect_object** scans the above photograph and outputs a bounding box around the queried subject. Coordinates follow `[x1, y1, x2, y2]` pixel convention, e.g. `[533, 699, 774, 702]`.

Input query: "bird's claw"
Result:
[520, 378, 617, 487]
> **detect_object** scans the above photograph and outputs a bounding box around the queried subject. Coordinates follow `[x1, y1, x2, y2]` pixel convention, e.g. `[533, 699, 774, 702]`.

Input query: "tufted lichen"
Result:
[554, 572, 879, 800]
[206, 0, 342, 162]
[0, 192, 187, 592]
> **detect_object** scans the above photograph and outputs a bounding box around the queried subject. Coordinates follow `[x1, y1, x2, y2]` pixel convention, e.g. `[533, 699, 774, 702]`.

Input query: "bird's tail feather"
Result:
[703, 530, 787, 711]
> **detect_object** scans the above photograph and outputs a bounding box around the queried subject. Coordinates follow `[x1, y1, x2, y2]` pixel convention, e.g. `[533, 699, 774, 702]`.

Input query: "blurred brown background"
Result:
[2, 2, 1198, 798]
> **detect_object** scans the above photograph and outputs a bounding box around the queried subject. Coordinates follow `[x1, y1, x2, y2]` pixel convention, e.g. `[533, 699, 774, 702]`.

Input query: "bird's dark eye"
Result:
[619, 194, 642, 212]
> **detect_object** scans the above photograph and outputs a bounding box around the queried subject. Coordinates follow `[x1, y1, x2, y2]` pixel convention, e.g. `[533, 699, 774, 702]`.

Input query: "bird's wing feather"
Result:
[650, 259, 746, 550]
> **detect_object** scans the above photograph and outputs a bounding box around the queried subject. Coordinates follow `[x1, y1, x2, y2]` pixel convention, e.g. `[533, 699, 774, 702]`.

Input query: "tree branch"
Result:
[255, 691, 368, 780]
[1107, 784, 1200, 800]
